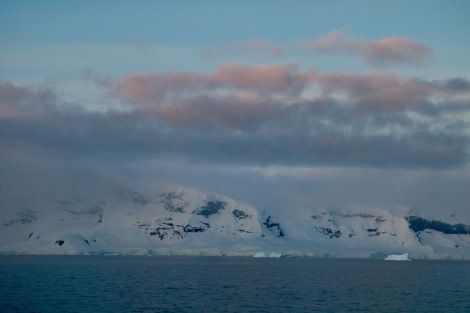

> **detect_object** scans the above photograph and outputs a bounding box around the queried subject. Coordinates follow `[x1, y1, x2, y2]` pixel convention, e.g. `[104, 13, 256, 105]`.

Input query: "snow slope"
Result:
[1, 186, 469, 259]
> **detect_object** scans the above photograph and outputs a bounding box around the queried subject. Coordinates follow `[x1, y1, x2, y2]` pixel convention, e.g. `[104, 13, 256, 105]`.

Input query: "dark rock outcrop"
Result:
[232, 209, 251, 220]
[263, 216, 284, 237]
[183, 225, 205, 233]
[315, 226, 342, 238]
[192, 200, 227, 218]
[406, 216, 470, 235]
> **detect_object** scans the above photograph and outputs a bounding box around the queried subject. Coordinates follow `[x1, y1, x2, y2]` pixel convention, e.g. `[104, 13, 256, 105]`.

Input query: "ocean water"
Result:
[0, 256, 469, 313]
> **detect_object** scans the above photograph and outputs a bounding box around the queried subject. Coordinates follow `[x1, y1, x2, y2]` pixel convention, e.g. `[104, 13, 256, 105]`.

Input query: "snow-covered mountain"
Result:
[1, 186, 469, 259]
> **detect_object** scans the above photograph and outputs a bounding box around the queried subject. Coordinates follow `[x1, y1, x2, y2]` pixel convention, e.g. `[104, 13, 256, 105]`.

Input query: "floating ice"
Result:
[384, 253, 411, 261]
[254, 252, 282, 258]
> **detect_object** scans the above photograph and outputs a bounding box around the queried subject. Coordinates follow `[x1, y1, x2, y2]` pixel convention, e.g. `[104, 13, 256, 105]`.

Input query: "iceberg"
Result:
[254, 252, 267, 258]
[254, 252, 282, 258]
[269, 252, 282, 258]
[384, 253, 411, 261]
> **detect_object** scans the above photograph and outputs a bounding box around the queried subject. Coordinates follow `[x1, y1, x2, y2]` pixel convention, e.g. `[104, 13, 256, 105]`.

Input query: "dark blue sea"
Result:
[0, 256, 469, 313]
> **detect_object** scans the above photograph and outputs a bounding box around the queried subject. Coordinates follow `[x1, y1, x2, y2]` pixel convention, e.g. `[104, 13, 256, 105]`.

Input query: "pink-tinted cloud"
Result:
[106, 64, 315, 130]
[302, 28, 431, 66]
[212, 63, 314, 92]
[301, 27, 365, 54]
[2, 72, 469, 169]
[365, 36, 431, 66]
[105, 63, 468, 126]
[113, 72, 209, 105]
[110, 63, 316, 107]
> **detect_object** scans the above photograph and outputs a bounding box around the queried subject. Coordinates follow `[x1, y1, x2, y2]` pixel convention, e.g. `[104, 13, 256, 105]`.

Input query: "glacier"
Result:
[1, 185, 469, 259]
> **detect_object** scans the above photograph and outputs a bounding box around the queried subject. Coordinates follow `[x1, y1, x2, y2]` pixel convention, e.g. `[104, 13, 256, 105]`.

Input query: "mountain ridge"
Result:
[1, 186, 469, 259]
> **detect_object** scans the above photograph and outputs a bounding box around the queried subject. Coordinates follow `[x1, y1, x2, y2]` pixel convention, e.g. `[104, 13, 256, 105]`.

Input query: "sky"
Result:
[1, 1, 469, 220]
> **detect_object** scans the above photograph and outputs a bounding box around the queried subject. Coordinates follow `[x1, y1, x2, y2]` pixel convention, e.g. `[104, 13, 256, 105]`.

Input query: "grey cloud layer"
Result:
[1, 64, 469, 168]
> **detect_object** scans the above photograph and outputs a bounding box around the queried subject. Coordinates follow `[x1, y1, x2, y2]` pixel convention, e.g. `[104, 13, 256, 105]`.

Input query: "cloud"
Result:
[1, 65, 469, 169]
[434, 78, 470, 92]
[318, 71, 435, 112]
[113, 71, 209, 105]
[302, 27, 365, 54]
[302, 28, 432, 66]
[0, 80, 56, 117]
[111, 63, 313, 106]
[248, 39, 285, 57]
[365, 36, 431, 66]
[152, 92, 285, 129]
[212, 63, 313, 92]
[201, 30, 430, 67]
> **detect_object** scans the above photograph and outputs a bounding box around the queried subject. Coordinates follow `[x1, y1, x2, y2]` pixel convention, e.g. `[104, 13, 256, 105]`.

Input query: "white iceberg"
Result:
[269, 252, 282, 258]
[254, 252, 267, 258]
[384, 253, 411, 261]
[254, 252, 282, 258]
